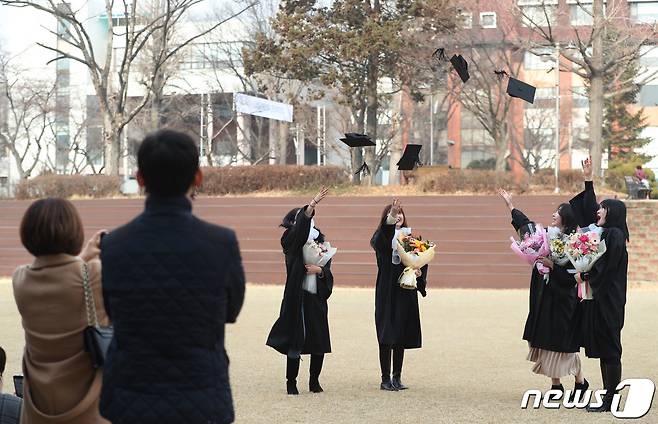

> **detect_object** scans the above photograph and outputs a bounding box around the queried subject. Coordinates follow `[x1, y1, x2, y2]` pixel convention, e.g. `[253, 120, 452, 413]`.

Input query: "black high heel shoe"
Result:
[391, 377, 408, 390]
[380, 379, 397, 391]
[568, 379, 589, 403]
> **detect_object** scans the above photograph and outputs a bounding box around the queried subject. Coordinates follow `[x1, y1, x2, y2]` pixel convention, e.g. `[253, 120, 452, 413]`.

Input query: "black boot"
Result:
[568, 379, 589, 403]
[551, 384, 565, 395]
[391, 347, 407, 390]
[379, 345, 396, 391]
[309, 354, 324, 393]
[286, 357, 300, 395]
[588, 361, 621, 412]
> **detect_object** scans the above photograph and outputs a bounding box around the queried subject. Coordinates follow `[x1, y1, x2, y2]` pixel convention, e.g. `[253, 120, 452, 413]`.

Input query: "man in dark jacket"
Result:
[99, 130, 246, 424]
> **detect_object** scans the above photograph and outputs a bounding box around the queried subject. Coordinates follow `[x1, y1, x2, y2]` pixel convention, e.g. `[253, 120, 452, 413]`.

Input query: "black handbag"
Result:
[81, 262, 113, 369]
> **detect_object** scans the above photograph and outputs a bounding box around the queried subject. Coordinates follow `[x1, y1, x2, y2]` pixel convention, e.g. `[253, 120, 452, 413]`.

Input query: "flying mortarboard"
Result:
[506, 77, 536, 104]
[396, 144, 423, 171]
[432, 48, 470, 83]
[339, 133, 376, 148]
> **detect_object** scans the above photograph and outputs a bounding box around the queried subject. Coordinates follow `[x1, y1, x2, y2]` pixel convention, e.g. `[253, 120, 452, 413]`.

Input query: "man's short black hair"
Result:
[138, 129, 199, 197]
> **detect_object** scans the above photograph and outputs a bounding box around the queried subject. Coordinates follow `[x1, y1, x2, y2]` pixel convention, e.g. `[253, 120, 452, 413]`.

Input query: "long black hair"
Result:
[279, 207, 324, 243]
[600, 199, 630, 241]
[557, 203, 578, 235]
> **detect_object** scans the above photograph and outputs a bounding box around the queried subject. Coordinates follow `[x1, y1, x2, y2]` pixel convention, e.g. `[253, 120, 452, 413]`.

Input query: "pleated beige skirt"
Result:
[527, 346, 582, 378]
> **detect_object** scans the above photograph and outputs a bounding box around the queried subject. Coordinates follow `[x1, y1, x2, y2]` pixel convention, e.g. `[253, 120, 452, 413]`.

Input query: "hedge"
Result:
[199, 165, 349, 195]
[417, 169, 519, 193]
[15, 175, 123, 199]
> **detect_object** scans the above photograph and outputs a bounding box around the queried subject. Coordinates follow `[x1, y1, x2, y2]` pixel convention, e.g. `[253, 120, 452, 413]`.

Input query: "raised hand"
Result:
[306, 187, 329, 216]
[581, 157, 593, 181]
[390, 198, 402, 216]
[497, 188, 514, 211]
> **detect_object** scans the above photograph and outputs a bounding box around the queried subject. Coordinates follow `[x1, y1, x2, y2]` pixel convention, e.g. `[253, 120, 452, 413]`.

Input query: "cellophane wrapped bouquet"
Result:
[302, 241, 337, 293]
[547, 226, 571, 267]
[510, 224, 550, 274]
[564, 228, 606, 300]
[395, 234, 436, 290]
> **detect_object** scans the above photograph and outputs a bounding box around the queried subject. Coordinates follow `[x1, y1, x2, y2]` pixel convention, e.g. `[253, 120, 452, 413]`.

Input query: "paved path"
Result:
[0, 195, 569, 288]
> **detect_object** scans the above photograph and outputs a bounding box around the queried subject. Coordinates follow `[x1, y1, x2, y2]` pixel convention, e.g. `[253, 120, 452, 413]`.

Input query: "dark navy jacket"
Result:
[99, 196, 245, 424]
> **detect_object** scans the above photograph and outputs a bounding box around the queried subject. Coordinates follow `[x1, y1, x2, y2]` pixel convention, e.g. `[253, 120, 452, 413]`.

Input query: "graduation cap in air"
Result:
[339, 133, 376, 148]
[340, 133, 375, 176]
[397, 144, 423, 171]
[432, 48, 470, 83]
[507, 77, 536, 104]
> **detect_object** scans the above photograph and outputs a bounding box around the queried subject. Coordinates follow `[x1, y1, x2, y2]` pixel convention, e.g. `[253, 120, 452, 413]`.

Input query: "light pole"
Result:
[430, 92, 434, 165]
[554, 43, 560, 194]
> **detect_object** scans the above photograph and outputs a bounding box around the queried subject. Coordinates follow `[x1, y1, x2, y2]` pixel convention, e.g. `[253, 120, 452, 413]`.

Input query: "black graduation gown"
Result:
[371, 216, 428, 349]
[266, 206, 334, 355]
[569, 181, 628, 359]
[511, 208, 581, 353]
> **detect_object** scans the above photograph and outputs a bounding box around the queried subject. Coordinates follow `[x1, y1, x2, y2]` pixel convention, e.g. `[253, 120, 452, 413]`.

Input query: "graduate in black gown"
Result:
[266, 187, 334, 395]
[498, 189, 588, 399]
[371, 199, 429, 391]
[569, 158, 629, 413]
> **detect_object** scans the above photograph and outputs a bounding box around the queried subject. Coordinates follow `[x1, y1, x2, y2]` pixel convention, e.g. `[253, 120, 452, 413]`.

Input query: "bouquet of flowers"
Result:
[302, 241, 337, 294]
[509, 224, 550, 275]
[395, 234, 436, 290]
[547, 226, 571, 267]
[564, 230, 606, 300]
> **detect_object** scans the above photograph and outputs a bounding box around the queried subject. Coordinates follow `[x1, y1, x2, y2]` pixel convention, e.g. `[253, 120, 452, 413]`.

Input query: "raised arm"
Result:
[282, 187, 329, 252]
[569, 157, 598, 228]
[498, 188, 533, 232]
[370, 199, 400, 252]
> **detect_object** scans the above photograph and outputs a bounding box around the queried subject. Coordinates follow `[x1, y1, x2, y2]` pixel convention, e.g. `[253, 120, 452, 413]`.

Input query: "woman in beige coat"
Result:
[12, 198, 108, 424]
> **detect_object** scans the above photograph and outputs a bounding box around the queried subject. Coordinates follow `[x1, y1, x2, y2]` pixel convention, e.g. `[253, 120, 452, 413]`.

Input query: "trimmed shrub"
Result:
[530, 169, 584, 194]
[199, 165, 349, 195]
[15, 175, 123, 199]
[417, 169, 519, 193]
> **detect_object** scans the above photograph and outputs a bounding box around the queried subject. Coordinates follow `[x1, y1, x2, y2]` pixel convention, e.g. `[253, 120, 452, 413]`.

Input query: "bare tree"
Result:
[0, 53, 56, 180]
[516, 0, 658, 176]
[1, 0, 256, 175]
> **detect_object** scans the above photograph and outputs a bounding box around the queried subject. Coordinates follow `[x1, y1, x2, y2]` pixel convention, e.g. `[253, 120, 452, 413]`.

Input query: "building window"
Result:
[572, 86, 588, 108]
[630, 2, 658, 24]
[640, 46, 658, 68]
[480, 12, 497, 28]
[524, 49, 554, 70]
[570, 4, 593, 26]
[526, 87, 557, 109]
[460, 11, 473, 28]
[518, 0, 558, 28]
[572, 126, 589, 149]
[180, 43, 238, 70]
[639, 85, 658, 106]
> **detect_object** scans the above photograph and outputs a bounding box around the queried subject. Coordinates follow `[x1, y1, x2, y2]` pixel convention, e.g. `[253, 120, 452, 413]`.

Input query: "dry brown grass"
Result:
[1, 281, 656, 423]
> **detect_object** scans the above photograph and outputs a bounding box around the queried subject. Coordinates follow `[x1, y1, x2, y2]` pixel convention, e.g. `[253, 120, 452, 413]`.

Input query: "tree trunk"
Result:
[590, 0, 604, 177]
[278, 120, 289, 164]
[150, 72, 164, 131]
[365, 52, 379, 185]
[495, 128, 507, 171]
[103, 115, 120, 175]
[390, 81, 412, 185]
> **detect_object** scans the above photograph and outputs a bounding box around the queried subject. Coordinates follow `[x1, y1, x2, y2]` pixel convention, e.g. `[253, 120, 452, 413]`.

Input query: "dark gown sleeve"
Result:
[511, 208, 533, 232]
[584, 228, 625, 297]
[569, 181, 598, 228]
[226, 232, 246, 323]
[416, 265, 429, 297]
[370, 215, 396, 254]
[281, 205, 314, 254]
[317, 259, 334, 301]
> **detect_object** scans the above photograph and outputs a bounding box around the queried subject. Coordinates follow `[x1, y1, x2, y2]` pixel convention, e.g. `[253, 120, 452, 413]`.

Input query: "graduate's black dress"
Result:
[570, 182, 628, 360]
[510, 209, 582, 355]
[266, 206, 333, 356]
[371, 216, 428, 349]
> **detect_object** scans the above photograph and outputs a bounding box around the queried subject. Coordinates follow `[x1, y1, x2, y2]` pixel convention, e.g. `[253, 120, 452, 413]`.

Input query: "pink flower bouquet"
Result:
[510, 224, 550, 275]
[565, 231, 607, 300]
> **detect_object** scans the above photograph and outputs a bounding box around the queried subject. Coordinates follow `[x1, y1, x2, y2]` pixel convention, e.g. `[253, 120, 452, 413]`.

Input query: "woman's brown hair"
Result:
[379, 203, 409, 228]
[20, 198, 84, 257]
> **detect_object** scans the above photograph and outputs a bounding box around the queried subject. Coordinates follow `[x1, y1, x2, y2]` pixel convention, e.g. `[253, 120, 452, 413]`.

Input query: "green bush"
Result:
[15, 175, 123, 199]
[605, 159, 656, 198]
[199, 165, 349, 195]
[466, 158, 496, 170]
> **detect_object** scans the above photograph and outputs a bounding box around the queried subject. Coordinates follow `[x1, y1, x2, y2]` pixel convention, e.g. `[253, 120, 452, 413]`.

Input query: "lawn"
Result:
[1, 281, 656, 423]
